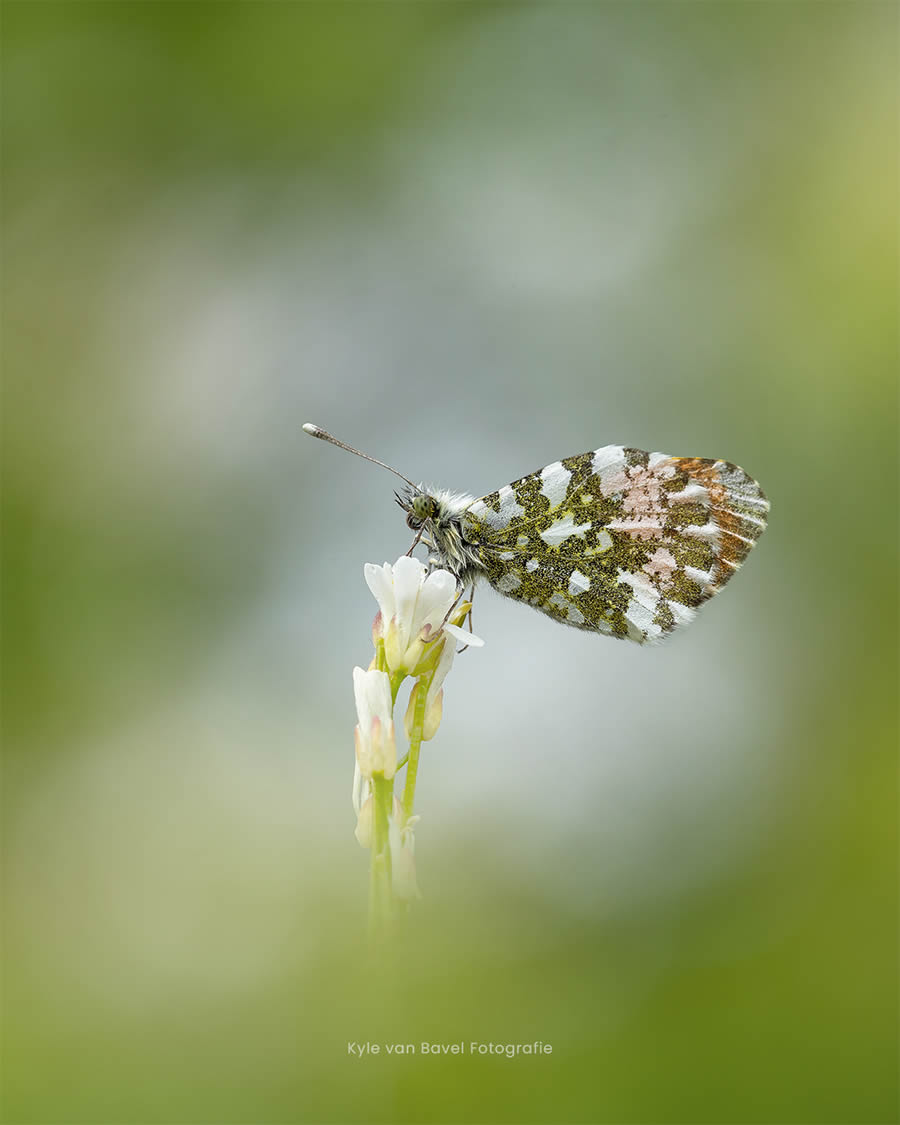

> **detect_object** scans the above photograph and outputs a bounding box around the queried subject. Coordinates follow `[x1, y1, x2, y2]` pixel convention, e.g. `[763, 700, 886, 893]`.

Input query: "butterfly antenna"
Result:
[302, 423, 421, 492]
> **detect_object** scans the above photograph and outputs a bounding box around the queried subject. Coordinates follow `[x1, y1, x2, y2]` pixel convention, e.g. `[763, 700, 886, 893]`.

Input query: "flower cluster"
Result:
[351, 556, 482, 919]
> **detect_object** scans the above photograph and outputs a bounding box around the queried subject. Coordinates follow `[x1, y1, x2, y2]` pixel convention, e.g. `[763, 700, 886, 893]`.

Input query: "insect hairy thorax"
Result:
[398, 485, 485, 587]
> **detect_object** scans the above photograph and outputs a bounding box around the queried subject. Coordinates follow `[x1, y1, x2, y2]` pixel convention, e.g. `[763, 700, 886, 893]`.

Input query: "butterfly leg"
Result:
[405, 525, 426, 557]
[456, 582, 476, 654]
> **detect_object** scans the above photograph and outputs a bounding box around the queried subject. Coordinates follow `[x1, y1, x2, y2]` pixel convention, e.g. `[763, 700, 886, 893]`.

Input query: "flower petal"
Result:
[391, 555, 427, 653]
[426, 636, 456, 710]
[415, 568, 458, 636]
[364, 562, 395, 622]
[352, 667, 392, 733]
[443, 622, 485, 647]
[352, 666, 372, 731]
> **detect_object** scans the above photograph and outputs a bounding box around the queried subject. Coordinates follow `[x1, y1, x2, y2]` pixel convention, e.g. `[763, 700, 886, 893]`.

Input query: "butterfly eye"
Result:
[407, 495, 436, 529]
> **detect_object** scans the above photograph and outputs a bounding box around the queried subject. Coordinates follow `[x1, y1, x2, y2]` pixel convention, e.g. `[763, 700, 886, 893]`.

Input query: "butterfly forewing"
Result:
[461, 446, 768, 643]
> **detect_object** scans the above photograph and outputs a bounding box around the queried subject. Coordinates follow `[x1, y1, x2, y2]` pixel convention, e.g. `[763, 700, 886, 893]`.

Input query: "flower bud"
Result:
[354, 715, 396, 779]
[403, 683, 418, 741]
[382, 615, 406, 675]
[404, 679, 445, 742]
[422, 688, 443, 741]
[352, 667, 397, 779]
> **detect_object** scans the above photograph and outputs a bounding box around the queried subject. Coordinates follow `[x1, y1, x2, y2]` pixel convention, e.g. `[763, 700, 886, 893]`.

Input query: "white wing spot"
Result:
[467, 486, 525, 531]
[734, 492, 770, 510]
[720, 528, 755, 546]
[549, 592, 585, 626]
[495, 571, 522, 593]
[668, 483, 709, 505]
[683, 522, 720, 544]
[540, 515, 592, 546]
[668, 600, 696, 627]
[584, 529, 613, 556]
[540, 461, 572, 508]
[568, 569, 590, 595]
[607, 517, 665, 541]
[624, 601, 662, 642]
[498, 484, 526, 522]
[685, 565, 715, 588]
[466, 499, 501, 530]
[525, 557, 540, 572]
[618, 570, 660, 613]
[592, 445, 625, 474]
[619, 570, 663, 642]
[719, 509, 767, 529]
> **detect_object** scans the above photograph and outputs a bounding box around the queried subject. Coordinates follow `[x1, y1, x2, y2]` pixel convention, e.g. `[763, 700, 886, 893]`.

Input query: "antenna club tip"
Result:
[302, 422, 322, 437]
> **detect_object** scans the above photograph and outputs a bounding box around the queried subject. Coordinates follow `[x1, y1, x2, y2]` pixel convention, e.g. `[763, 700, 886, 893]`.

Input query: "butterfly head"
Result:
[395, 485, 482, 583]
[400, 489, 440, 530]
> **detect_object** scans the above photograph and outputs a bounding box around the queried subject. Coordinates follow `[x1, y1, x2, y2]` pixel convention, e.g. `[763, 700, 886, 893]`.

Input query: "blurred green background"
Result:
[2, 3, 897, 1123]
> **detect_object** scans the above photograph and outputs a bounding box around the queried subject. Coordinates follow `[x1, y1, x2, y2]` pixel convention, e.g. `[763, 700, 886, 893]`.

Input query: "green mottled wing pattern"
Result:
[461, 445, 768, 643]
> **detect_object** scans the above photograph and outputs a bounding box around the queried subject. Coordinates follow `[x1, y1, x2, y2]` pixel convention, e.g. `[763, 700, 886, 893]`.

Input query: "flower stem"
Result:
[402, 671, 433, 821]
[389, 671, 406, 706]
[369, 774, 394, 941]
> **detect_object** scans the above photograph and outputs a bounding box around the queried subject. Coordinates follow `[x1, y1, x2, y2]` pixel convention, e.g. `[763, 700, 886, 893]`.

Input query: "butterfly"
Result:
[303, 424, 769, 644]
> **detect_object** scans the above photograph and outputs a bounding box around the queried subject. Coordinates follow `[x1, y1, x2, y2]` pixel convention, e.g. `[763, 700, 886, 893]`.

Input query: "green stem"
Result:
[369, 774, 394, 942]
[402, 671, 433, 821]
[389, 670, 406, 706]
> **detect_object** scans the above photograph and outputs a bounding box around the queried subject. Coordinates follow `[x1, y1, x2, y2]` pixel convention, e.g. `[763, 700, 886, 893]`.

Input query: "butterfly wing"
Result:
[460, 446, 768, 643]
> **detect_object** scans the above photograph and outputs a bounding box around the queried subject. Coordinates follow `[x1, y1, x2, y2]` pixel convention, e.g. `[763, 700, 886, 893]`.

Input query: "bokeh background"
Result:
[2, 3, 897, 1123]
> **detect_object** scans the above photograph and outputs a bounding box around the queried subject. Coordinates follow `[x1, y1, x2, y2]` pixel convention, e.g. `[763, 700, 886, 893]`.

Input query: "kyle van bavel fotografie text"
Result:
[348, 1041, 553, 1058]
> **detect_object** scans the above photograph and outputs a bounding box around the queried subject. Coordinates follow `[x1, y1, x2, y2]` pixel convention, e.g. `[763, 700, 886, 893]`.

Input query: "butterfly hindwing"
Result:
[461, 445, 768, 643]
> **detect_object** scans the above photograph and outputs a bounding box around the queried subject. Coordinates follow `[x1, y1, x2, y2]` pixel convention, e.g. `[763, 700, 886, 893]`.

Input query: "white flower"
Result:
[364, 556, 482, 676]
[352, 667, 396, 779]
[402, 578, 474, 741]
[352, 557, 485, 913]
